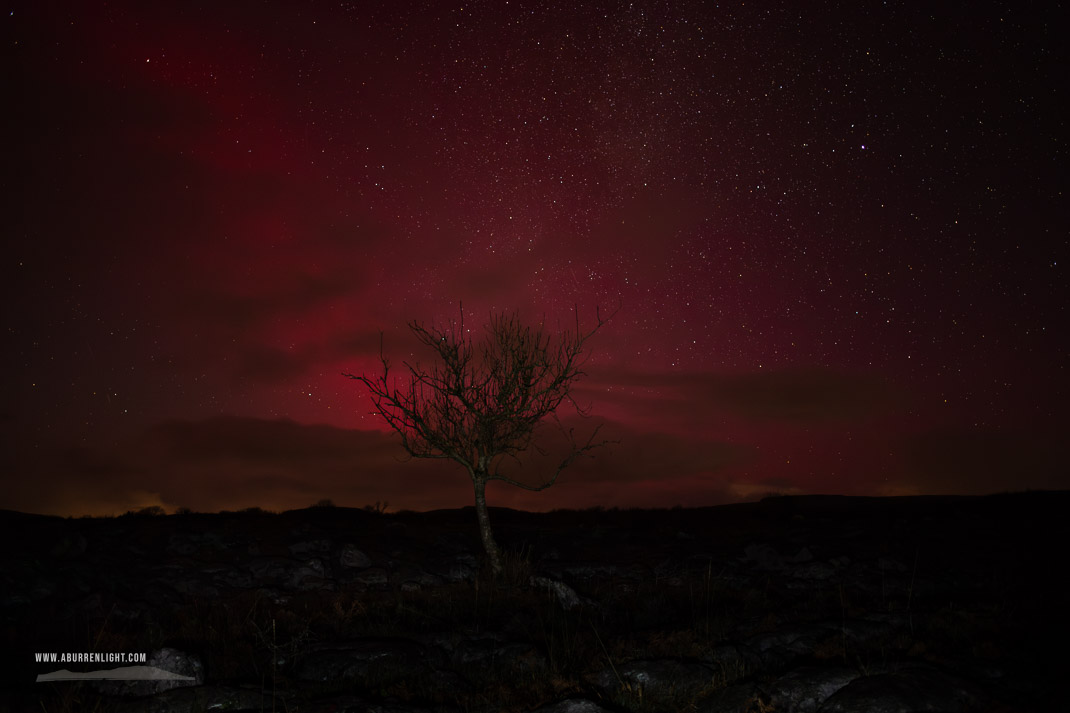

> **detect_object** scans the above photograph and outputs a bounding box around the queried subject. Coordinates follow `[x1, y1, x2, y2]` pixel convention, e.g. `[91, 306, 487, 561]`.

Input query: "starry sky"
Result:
[4, 1, 1066, 517]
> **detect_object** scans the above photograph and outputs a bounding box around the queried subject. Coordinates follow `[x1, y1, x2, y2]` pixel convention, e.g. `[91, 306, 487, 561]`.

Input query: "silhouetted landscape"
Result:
[2, 491, 1063, 712]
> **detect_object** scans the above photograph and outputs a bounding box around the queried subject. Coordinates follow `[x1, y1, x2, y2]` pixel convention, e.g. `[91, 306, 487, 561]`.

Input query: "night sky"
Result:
[5, 1, 1066, 517]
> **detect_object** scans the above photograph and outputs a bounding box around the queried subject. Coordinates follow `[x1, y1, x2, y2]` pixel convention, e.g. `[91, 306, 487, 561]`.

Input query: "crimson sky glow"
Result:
[4, 1, 1067, 516]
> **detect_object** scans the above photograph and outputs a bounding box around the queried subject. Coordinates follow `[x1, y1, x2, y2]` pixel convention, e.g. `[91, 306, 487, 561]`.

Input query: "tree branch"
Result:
[343, 303, 620, 486]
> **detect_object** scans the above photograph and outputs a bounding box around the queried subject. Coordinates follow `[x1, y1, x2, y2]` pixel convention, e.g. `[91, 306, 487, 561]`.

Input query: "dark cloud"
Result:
[231, 346, 316, 384]
[566, 420, 751, 483]
[228, 327, 408, 384]
[700, 369, 899, 422]
[580, 366, 902, 424]
[899, 427, 1068, 495]
[176, 229, 383, 334]
[481, 415, 751, 485]
[5, 414, 752, 516]
[3, 446, 159, 518]
[9, 409, 1064, 519]
[139, 418, 372, 463]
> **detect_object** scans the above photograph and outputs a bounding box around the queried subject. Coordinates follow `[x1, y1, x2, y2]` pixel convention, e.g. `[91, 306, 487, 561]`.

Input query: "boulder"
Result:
[817, 666, 990, 712]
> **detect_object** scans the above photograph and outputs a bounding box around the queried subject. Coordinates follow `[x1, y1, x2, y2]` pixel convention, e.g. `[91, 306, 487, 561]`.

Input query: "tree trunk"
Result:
[472, 472, 502, 575]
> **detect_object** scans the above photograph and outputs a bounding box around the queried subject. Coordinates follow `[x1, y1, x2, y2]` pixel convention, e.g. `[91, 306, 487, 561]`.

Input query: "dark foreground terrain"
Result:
[1, 491, 1064, 712]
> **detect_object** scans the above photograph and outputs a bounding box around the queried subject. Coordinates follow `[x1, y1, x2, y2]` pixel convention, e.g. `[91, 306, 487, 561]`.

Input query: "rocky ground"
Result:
[1, 491, 1063, 712]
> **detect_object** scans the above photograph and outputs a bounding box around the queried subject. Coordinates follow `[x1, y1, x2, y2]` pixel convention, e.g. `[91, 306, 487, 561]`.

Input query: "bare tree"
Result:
[344, 305, 617, 575]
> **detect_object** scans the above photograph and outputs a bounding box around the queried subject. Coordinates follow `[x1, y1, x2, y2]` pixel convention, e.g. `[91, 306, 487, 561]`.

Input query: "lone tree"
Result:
[344, 305, 616, 575]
